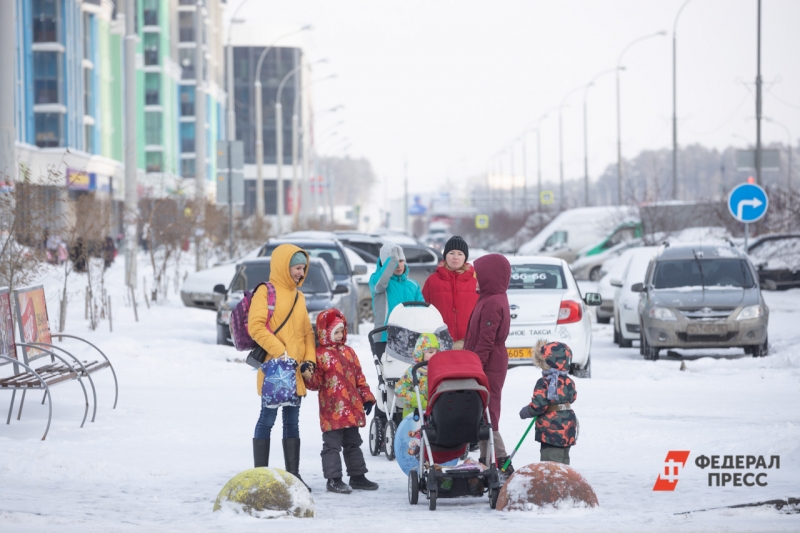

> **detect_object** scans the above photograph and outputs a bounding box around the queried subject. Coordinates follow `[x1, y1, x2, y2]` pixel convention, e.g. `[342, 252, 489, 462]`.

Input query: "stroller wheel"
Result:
[428, 489, 437, 511]
[368, 417, 383, 456]
[489, 487, 499, 509]
[408, 471, 419, 505]
[384, 420, 397, 461]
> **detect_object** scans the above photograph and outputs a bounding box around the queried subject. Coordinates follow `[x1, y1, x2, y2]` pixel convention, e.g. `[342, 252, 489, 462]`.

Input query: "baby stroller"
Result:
[407, 350, 502, 511]
[368, 301, 453, 461]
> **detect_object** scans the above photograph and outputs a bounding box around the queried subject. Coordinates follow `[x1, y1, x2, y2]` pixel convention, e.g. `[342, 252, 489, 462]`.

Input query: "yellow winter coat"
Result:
[250, 244, 316, 397]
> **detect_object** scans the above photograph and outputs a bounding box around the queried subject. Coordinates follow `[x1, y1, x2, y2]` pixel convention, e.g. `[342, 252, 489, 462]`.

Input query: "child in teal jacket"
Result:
[369, 243, 424, 332]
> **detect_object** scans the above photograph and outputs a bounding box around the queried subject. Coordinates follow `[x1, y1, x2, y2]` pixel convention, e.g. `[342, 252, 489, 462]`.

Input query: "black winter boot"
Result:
[283, 438, 312, 492]
[326, 478, 352, 494]
[253, 438, 270, 468]
[349, 474, 379, 491]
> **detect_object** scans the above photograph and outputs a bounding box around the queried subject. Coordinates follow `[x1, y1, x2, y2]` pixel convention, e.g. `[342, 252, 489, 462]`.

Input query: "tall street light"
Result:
[253, 25, 312, 221]
[616, 30, 667, 205]
[583, 68, 622, 207]
[225, 0, 251, 141]
[559, 85, 585, 210]
[672, 0, 694, 201]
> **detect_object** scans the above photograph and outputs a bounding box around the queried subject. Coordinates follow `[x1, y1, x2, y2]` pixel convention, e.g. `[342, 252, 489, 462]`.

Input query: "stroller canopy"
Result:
[426, 350, 490, 415]
[385, 302, 453, 364]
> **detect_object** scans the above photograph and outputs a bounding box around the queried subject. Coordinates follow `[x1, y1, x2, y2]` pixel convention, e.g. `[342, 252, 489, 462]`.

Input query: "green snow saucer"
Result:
[213, 467, 315, 518]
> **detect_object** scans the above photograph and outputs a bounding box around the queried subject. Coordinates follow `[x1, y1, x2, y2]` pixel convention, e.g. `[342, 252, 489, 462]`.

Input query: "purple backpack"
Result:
[230, 282, 277, 351]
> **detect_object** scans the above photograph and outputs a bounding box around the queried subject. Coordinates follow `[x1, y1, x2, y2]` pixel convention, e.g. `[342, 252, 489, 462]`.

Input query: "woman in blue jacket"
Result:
[369, 243, 424, 333]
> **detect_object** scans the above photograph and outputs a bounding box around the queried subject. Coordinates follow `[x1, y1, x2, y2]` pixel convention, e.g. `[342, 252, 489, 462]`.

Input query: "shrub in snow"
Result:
[213, 467, 314, 518]
[496, 462, 598, 511]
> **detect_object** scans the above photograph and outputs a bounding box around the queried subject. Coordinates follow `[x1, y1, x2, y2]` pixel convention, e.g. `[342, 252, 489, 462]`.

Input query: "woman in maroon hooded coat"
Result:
[463, 253, 513, 474]
[422, 236, 478, 348]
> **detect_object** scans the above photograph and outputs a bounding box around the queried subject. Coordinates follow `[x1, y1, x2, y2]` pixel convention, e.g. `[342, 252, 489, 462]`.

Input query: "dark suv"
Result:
[637, 244, 769, 360]
[258, 237, 366, 333]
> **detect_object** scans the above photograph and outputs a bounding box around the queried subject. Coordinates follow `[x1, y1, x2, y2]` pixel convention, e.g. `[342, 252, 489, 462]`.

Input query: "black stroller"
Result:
[407, 350, 502, 510]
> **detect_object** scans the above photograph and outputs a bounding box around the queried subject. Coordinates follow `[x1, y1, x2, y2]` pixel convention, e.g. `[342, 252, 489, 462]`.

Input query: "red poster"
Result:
[14, 286, 51, 360]
[0, 290, 16, 360]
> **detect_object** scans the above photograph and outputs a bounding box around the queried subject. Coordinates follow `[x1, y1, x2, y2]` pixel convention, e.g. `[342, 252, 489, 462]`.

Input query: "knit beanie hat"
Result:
[379, 243, 405, 264]
[289, 251, 308, 268]
[444, 236, 469, 261]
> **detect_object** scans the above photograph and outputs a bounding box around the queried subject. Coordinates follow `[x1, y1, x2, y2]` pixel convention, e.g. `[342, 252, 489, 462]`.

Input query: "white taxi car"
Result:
[506, 256, 601, 377]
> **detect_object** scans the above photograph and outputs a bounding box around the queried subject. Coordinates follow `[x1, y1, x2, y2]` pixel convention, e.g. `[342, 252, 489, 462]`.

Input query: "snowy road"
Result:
[1, 259, 799, 531]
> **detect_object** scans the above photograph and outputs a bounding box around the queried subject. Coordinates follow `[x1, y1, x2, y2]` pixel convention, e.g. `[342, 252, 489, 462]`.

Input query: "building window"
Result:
[180, 122, 195, 152]
[179, 49, 195, 80]
[33, 51, 60, 104]
[179, 12, 195, 42]
[143, 0, 158, 26]
[84, 123, 94, 153]
[83, 12, 92, 59]
[145, 73, 160, 105]
[180, 86, 194, 116]
[145, 112, 162, 145]
[33, 0, 59, 43]
[146, 151, 163, 173]
[35, 113, 63, 147]
[143, 33, 159, 66]
[84, 68, 93, 116]
[181, 158, 195, 177]
[179, 0, 195, 5]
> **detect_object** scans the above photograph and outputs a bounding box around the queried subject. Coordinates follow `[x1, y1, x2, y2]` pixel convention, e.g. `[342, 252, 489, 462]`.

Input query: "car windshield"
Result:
[261, 244, 349, 276]
[653, 259, 755, 289]
[509, 264, 566, 290]
[231, 262, 330, 294]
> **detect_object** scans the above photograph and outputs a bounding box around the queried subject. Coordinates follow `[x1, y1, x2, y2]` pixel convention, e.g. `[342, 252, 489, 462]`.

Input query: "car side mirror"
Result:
[584, 293, 602, 306]
[610, 278, 623, 288]
[333, 284, 349, 295]
[213, 284, 227, 295]
[351, 264, 368, 276]
[630, 282, 643, 293]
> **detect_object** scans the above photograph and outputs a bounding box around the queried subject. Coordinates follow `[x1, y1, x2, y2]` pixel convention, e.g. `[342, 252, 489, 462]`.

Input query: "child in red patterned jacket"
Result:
[303, 309, 378, 494]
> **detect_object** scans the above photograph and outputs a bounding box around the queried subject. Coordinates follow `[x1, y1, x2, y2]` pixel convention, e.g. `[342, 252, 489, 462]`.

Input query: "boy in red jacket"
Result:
[303, 309, 378, 494]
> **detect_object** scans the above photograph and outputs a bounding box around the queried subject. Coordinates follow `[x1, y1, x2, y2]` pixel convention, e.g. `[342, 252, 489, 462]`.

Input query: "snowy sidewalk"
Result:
[1, 257, 799, 531]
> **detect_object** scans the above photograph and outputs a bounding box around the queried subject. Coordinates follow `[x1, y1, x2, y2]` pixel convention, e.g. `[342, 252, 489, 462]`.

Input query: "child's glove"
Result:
[519, 405, 536, 419]
[300, 361, 315, 379]
[363, 401, 374, 415]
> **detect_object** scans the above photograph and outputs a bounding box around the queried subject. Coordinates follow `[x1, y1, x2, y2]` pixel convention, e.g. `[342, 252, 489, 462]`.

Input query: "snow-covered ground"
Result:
[1, 256, 799, 531]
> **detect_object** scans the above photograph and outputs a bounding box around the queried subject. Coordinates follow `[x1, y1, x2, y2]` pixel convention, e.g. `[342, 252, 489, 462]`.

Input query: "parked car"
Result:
[571, 238, 641, 281]
[258, 237, 366, 334]
[596, 253, 633, 324]
[335, 232, 442, 287]
[505, 256, 601, 377]
[747, 233, 800, 290]
[637, 244, 769, 360]
[180, 247, 260, 310]
[611, 247, 659, 347]
[214, 257, 347, 346]
[343, 246, 375, 324]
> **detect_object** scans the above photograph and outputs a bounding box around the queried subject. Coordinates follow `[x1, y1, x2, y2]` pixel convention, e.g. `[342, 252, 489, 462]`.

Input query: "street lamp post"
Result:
[616, 30, 667, 205]
[274, 64, 303, 235]
[672, 0, 693, 201]
[583, 68, 621, 207]
[559, 85, 584, 210]
[253, 25, 312, 222]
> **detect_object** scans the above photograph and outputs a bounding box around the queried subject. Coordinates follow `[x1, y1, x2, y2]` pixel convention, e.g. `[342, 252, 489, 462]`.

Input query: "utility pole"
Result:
[124, 0, 138, 289]
[522, 136, 527, 211]
[404, 161, 409, 234]
[0, 0, 16, 181]
[755, 0, 763, 186]
[536, 128, 542, 212]
[194, 0, 207, 271]
[672, 0, 693, 201]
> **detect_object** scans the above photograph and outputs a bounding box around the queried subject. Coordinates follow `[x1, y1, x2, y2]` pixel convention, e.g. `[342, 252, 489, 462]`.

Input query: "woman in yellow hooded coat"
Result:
[249, 243, 316, 490]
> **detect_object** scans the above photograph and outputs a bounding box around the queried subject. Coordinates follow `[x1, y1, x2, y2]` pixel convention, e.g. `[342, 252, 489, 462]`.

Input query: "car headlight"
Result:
[736, 304, 763, 320]
[308, 310, 321, 324]
[648, 306, 676, 321]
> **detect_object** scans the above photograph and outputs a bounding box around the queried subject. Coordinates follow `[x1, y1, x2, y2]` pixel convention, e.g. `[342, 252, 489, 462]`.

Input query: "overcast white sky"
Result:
[228, 0, 800, 199]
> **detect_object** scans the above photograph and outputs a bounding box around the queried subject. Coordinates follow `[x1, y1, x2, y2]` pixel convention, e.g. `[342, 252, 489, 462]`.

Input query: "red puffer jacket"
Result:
[305, 309, 376, 433]
[422, 263, 478, 343]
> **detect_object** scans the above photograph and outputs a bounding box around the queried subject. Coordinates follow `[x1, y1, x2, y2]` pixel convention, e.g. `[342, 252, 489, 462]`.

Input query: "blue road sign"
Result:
[728, 183, 768, 223]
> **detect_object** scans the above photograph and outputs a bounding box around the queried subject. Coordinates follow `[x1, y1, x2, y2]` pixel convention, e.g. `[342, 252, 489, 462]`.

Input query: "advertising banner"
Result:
[0, 288, 16, 360]
[14, 286, 52, 362]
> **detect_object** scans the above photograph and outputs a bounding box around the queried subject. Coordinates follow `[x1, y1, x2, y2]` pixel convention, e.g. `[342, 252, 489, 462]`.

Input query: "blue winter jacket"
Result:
[369, 257, 424, 336]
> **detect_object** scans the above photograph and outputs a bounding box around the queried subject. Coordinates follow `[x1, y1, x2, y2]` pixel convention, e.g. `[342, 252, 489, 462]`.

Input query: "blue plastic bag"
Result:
[261, 355, 301, 409]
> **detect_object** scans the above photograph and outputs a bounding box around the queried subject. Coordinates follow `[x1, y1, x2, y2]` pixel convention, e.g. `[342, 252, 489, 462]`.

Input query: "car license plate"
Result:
[508, 348, 533, 359]
[687, 323, 727, 335]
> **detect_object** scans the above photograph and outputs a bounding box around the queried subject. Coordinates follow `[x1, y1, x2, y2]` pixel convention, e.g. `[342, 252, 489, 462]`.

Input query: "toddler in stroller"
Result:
[367, 302, 452, 460]
[407, 349, 502, 511]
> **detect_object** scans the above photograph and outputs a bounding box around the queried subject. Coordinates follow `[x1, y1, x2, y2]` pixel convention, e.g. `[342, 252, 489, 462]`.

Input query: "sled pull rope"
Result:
[502, 417, 536, 472]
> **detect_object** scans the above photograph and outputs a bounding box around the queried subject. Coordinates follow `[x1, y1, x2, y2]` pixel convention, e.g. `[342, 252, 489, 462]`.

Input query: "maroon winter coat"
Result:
[422, 263, 479, 343]
[463, 254, 510, 433]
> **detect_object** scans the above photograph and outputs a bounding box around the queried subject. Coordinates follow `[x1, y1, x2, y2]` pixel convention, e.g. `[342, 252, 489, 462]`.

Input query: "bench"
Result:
[0, 285, 118, 440]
